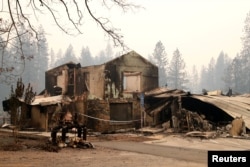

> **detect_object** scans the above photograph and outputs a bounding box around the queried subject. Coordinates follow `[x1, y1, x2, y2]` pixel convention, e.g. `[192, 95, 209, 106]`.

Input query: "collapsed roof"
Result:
[30, 95, 72, 106]
[190, 94, 250, 129]
[144, 87, 250, 129]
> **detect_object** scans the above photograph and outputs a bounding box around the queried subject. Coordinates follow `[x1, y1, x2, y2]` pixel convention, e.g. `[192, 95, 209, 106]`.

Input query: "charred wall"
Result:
[104, 51, 158, 99]
[74, 69, 87, 96]
[42, 52, 157, 132]
[46, 63, 85, 97]
[86, 98, 141, 132]
[80, 65, 105, 99]
[45, 65, 69, 96]
[45, 71, 58, 96]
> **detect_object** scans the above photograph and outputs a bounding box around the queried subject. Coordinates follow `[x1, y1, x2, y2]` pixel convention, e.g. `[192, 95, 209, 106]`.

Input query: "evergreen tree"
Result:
[14, 25, 37, 86]
[151, 41, 168, 86]
[216, 53, 232, 91]
[95, 50, 106, 64]
[0, 19, 35, 85]
[35, 26, 49, 92]
[241, 11, 250, 56]
[224, 11, 250, 94]
[223, 56, 235, 92]
[199, 65, 209, 92]
[105, 43, 114, 59]
[240, 11, 250, 92]
[54, 45, 78, 66]
[12, 25, 49, 93]
[95, 43, 114, 65]
[79, 46, 93, 66]
[0, 36, 5, 69]
[215, 51, 226, 90]
[62, 44, 78, 63]
[230, 55, 244, 93]
[54, 49, 63, 67]
[223, 65, 233, 92]
[0, 36, 12, 110]
[188, 65, 199, 93]
[0, 36, 11, 83]
[1, 47, 21, 84]
[168, 49, 188, 89]
[49, 48, 55, 69]
[206, 57, 216, 90]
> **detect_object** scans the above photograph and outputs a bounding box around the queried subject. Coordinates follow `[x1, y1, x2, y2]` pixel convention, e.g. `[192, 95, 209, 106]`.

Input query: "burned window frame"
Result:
[123, 71, 141, 93]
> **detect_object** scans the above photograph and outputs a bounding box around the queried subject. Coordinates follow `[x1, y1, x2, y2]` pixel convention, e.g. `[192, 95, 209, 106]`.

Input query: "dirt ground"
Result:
[0, 130, 205, 167]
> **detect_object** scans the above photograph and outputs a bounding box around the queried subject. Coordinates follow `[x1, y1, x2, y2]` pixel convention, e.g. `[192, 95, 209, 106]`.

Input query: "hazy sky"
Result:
[42, 0, 250, 71]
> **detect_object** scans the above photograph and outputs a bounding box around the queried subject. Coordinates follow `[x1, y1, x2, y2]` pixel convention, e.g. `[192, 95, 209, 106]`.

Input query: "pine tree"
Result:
[230, 55, 244, 93]
[0, 36, 11, 83]
[62, 44, 78, 64]
[168, 49, 188, 89]
[223, 64, 233, 92]
[54, 45, 78, 66]
[151, 41, 168, 86]
[54, 49, 63, 67]
[215, 52, 232, 92]
[188, 65, 199, 93]
[225, 11, 250, 93]
[49, 49, 55, 69]
[35, 26, 49, 92]
[199, 65, 209, 92]
[215, 52, 226, 90]
[240, 11, 250, 92]
[94, 43, 114, 65]
[79, 46, 93, 66]
[95, 50, 106, 64]
[206, 57, 216, 90]
[105, 43, 114, 59]
[15, 25, 37, 86]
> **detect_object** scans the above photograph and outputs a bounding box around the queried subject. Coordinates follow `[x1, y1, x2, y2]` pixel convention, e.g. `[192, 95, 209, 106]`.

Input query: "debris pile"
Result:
[144, 87, 250, 139]
[49, 135, 94, 149]
[171, 108, 213, 132]
[162, 110, 248, 139]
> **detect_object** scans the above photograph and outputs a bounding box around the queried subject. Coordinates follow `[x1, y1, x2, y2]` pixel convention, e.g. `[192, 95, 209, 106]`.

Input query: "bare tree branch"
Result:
[16, 0, 38, 39]
[85, 0, 124, 47]
[7, 0, 24, 57]
[59, 0, 82, 33]
[0, 31, 28, 44]
[0, 0, 139, 83]
[38, 1, 71, 35]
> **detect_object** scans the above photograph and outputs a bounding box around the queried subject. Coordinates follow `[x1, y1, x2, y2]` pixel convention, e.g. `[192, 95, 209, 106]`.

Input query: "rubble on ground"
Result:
[48, 135, 94, 149]
[143, 88, 250, 139]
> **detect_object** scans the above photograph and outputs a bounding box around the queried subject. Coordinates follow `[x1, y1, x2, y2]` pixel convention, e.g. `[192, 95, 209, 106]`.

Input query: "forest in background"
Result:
[0, 10, 250, 113]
